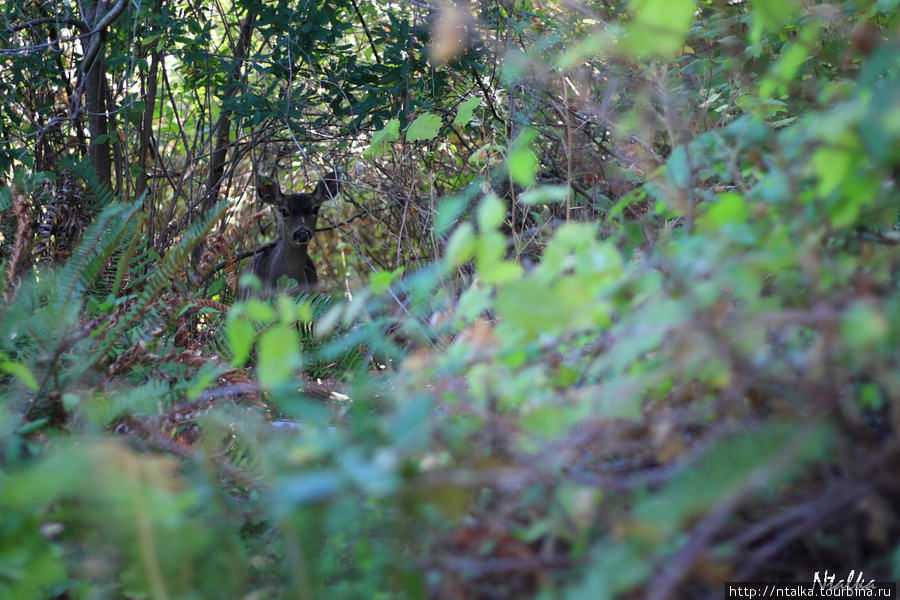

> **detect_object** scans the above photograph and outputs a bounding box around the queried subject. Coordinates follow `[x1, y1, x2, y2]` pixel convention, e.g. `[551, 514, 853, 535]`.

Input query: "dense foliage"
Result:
[2, 0, 900, 598]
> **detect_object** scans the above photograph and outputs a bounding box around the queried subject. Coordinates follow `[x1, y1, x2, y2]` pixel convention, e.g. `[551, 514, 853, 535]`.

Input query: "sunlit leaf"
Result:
[364, 118, 401, 158]
[453, 96, 481, 127]
[0, 358, 38, 390]
[444, 222, 477, 267]
[842, 303, 888, 349]
[625, 0, 696, 58]
[751, 0, 799, 35]
[477, 193, 506, 231]
[508, 129, 538, 187]
[258, 325, 301, 389]
[406, 112, 442, 142]
[698, 192, 749, 229]
[226, 316, 255, 367]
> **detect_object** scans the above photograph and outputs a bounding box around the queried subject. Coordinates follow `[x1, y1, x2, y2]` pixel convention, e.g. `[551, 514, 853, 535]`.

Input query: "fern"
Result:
[52, 160, 144, 308]
[301, 293, 369, 379]
[54, 202, 142, 311]
[93, 201, 230, 362]
[111, 212, 147, 297]
[68, 158, 118, 211]
[85, 379, 172, 427]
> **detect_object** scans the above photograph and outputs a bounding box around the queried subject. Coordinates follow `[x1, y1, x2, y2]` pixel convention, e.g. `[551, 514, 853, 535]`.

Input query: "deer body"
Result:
[245, 172, 340, 295]
[249, 239, 319, 290]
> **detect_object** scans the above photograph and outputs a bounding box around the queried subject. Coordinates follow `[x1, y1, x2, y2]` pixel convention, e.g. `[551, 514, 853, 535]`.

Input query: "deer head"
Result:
[245, 171, 340, 295]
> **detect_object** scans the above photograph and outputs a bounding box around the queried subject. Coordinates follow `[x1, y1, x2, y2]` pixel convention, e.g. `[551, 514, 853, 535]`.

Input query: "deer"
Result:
[243, 170, 340, 297]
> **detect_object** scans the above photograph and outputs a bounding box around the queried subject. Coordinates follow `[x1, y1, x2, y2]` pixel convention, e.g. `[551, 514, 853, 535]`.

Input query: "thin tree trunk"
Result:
[84, 0, 111, 188]
[79, 0, 129, 189]
[136, 0, 165, 202]
[202, 11, 256, 214]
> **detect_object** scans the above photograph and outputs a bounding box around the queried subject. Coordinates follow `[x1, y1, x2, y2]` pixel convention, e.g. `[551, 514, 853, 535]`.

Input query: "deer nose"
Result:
[293, 228, 312, 244]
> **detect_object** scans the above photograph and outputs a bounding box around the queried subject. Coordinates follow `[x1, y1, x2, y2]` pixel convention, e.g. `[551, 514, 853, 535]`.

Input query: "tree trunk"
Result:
[79, 0, 129, 190]
[202, 11, 256, 213]
[136, 0, 165, 202]
[83, 0, 112, 188]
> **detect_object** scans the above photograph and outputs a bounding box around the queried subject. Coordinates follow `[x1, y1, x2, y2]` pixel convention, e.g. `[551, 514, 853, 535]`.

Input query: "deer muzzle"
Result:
[292, 227, 313, 244]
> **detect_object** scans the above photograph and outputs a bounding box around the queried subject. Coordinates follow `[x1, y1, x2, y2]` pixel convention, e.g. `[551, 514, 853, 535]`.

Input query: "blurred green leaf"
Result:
[258, 324, 302, 389]
[698, 192, 749, 229]
[227, 315, 256, 367]
[475, 231, 522, 285]
[625, 0, 696, 58]
[751, 0, 799, 35]
[508, 129, 538, 187]
[842, 303, 888, 350]
[0, 356, 38, 391]
[519, 185, 569, 205]
[477, 193, 507, 231]
[666, 146, 691, 189]
[444, 222, 477, 267]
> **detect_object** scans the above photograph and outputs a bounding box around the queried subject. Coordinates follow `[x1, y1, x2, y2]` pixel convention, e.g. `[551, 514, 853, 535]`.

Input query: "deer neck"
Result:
[267, 240, 312, 284]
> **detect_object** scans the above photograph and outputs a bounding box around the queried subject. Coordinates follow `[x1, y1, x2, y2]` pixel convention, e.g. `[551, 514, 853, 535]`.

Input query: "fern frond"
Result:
[85, 379, 172, 427]
[69, 159, 118, 211]
[54, 202, 142, 310]
[93, 202, 230, 362]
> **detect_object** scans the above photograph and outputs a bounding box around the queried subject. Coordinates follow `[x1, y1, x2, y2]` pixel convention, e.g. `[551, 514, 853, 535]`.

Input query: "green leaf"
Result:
[406, 112, 442, 142]
[564, 541, 651, 600]
[666, 146, 691, 189]
[436, 186, 479, 233]
[453, 96, 481, 127]
[0, 360, 38, 390]
[698, 192, 749, 229]
[477, 194, 506, 231]
[62, 393, 80, 411]
[244, 298, 276, 323]
[751, 0, 799, 34]
[625, 0, 696, 58]
[521, 405, 580, 438]
[275, 472, 342, 512]
[508, 129, 538, 187]
[444, 222, 477, 267]
[475, 231, 522, 285]
[257, 324, 302, 389]
[842, 303, 888, 349]
[758, 24, 820, 98]
[456, 283, 493, 322]
[370, 268, 403, 293]
[813, 146, 854, 198]
[364, 119, 401, 158]
[227, 316, 256, 368]
[519, 185, 569, 205]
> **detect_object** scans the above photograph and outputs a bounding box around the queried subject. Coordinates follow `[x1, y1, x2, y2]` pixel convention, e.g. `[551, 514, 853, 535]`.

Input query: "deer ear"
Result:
[313, 172, 340, 203]
[257, 178, 281, 205]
